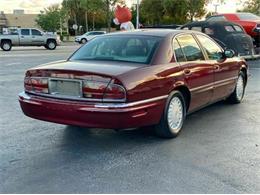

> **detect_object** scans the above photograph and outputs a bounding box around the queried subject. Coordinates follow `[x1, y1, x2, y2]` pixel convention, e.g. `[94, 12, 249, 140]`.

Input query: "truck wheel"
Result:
[1, 40, 12, 51]
[46, 40, 57, 50]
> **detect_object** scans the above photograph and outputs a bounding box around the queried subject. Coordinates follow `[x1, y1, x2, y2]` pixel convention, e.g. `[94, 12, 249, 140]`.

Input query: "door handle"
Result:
[214, 65, 220, 71]
[184, 69, 191, 76]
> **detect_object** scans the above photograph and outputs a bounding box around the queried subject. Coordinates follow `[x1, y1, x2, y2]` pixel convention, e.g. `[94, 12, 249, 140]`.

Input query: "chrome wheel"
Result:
[167, 96, 184, 133]
[3, 43, 10, 50]
[236, 74, 244, 101]
[48, 42, 55, 49]
[81, 39, 87, 44]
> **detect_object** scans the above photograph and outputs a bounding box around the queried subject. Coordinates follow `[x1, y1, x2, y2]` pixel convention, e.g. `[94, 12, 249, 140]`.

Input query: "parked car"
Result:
[0, 28, 60, 51]
[75, 31, 106, 44]
[181, 21, 255, 56]
[19, 30, 248, 138]
[207, 12, 260, 46]
[141, 24, 181, 29]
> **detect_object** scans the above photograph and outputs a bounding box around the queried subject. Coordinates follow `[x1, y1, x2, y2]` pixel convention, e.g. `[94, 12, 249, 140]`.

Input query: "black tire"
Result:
[81, 38, 87, 44]
[227, 71, 246, 104]
[155, 91, 186, 138]
[46, 40, 57, 50]
[1, 40, 12, 51]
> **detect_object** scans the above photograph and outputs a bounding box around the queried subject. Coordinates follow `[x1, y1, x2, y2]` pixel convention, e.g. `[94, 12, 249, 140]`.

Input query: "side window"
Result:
[191, 27, 202, 32]
[233, 25, 243, 32]
[176, 34, 205, 61]
[207, 15, 226, 21]
[224, 25, 235, 32]
[32, 29, 42, 36]
[204, 27, 215, 35]
[21, 29, 30, 36]
[196, 34, 223, 60]
[173, 39, 186, 62]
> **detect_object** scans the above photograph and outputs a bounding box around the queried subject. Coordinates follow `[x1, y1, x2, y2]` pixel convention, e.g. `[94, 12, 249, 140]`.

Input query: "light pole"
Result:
[136, 0, 139, 29]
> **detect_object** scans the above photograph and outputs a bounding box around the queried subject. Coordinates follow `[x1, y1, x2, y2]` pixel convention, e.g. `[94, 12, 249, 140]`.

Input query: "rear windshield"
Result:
[238, 13, 260, 20]
[70, 35, 162, 64]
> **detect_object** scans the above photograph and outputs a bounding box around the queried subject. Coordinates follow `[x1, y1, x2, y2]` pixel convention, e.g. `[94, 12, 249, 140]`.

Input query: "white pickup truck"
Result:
[0, 28, 60, 51]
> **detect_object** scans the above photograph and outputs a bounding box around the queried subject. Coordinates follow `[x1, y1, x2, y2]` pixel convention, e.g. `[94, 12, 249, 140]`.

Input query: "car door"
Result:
[86, 32, 95, 41]
[174, 34, 215, 112]
[195, 34, 238, 101]
[19, 29, 31, 46]
[31, 29, 45, 46]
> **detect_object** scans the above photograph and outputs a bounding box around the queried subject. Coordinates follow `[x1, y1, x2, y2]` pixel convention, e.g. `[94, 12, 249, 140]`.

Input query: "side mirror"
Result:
[224, 49, 235, 58]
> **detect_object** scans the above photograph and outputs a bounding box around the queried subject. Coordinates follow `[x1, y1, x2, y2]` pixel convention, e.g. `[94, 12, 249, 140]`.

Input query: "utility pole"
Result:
[213, 3, 220, 14]
[136, 0, 139, 29]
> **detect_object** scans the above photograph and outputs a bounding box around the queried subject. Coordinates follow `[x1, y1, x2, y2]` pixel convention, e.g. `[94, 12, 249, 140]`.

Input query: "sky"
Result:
[0, 0, 245, 14]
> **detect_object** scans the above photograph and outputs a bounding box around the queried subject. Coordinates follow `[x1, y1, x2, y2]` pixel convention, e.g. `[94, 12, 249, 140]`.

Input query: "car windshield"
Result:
[70, 35, 162, 64]
[238, 13, 260, 20]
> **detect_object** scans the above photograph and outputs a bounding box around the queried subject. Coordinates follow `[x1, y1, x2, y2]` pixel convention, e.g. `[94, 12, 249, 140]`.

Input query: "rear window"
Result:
[237, 13, 260, 20]
[70, 35, 162, 64]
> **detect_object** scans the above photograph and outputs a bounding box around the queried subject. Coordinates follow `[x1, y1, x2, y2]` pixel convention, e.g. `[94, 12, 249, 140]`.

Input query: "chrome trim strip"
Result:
[190, 76, 237, 92]
[19, 91, 168, 109]
[94, 95, 168, 108]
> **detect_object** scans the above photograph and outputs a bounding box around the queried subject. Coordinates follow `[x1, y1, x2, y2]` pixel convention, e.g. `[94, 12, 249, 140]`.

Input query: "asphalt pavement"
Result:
[0, 44, 260, 193]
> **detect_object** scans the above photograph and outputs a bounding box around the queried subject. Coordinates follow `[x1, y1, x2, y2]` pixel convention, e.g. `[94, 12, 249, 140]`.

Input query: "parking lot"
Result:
[0, 44, 260, 193]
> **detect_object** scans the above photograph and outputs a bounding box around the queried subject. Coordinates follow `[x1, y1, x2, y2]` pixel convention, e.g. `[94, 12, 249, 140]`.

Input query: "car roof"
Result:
[182, 20, 242, 28]
[105, 29, 194, 37]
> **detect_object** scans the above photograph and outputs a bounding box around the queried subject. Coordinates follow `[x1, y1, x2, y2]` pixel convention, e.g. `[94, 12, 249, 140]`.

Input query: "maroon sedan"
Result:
[19, 30, 248, 138]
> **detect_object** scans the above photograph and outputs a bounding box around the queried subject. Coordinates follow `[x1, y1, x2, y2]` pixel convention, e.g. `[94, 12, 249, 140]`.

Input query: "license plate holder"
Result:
[49, 78, 82, 98]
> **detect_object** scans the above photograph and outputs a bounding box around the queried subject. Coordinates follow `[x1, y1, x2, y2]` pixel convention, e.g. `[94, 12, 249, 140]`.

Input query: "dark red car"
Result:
[19, 30, 248, 138]
[207, 13, 260, 46]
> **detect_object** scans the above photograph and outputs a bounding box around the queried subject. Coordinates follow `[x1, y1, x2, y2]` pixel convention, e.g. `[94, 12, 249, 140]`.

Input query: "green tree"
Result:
[80, 0, 104, 31]
[140, 0, 165, 25]
[186, 0, 207, 21]
[239, 0, 260, 15]
[36, 4, 66, 32]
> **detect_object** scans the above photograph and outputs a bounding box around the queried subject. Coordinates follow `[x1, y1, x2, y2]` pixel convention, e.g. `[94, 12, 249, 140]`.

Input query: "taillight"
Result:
[82, 80, 126, 102]
[24, 77, 48, 94]
[103, 84, 126, 101]
[82, 81, 107, 99]
[24, 77, 33, 91]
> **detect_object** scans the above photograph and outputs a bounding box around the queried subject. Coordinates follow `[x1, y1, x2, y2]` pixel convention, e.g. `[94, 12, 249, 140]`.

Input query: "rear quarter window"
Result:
[224, 25, 235, 32]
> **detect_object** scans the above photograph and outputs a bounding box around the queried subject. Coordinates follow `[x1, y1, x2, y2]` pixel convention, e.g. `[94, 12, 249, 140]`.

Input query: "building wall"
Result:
[5, 14, 40, 29]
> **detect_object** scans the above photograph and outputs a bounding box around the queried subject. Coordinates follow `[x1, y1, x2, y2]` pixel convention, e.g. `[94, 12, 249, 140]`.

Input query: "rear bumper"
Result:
[18, 92, 166, 129]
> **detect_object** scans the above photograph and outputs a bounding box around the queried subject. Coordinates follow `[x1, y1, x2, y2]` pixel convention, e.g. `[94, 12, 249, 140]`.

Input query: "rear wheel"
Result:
[1, 40, 12, 51]
[81, 38, 87, 44]
[155, 91, 186, 138]
[227, 71, 246, 104]
[46, 40, 57, 50]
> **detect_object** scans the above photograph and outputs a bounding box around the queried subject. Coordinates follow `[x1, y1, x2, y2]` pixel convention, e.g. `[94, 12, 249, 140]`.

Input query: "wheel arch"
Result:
[1, 39, 12, 45]
[46, 38, 56, 44]
[172, 85, 191, 112]
[240, 65, 248, 85]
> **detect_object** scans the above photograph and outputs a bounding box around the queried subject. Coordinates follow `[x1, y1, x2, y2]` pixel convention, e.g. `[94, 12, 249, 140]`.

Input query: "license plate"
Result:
[49, 79, 82, 97]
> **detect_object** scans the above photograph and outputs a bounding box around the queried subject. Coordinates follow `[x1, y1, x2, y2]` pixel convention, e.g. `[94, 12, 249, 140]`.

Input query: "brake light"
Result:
[24, 77, 33, 91]
[82, 80, 126, 102]
[103, 84, 126, 101]
[24, 77, 48, 94]
[82, 81, 107, 99]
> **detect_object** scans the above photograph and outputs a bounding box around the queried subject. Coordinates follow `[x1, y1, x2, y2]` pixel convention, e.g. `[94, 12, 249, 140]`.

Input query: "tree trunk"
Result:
[85, 11, 89, 32]
[106, 0, 111, 32]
